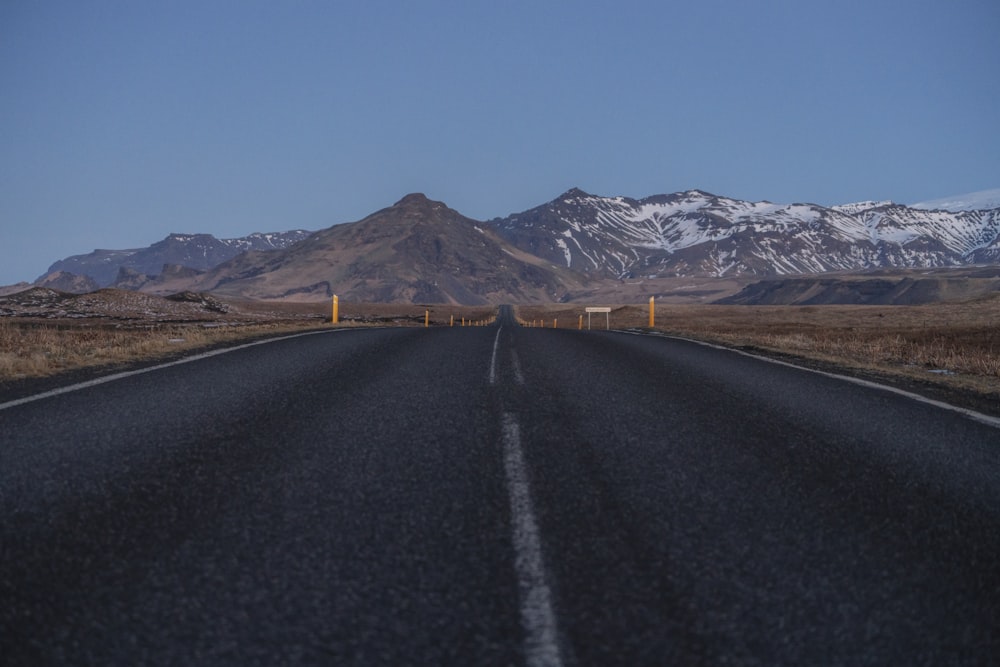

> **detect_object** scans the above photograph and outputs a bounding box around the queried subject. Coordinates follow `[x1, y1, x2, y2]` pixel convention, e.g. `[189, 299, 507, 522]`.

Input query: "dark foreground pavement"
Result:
[2, 307, 998, 665]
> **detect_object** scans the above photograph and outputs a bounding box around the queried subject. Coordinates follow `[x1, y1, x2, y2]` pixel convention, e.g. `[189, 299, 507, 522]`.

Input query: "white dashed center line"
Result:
[501, 413, 563, 667]
[511, 348, 525, 386]
[490, 327, 502, 385]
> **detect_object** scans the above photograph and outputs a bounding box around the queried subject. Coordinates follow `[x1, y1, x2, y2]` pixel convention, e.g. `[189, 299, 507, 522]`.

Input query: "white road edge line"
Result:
[501, 412, 564, 667]
[617, 329, 1000, 430]
[511, 349, 525, 386]
[489, 326, 503, 385]
[0, 328, 352, 412]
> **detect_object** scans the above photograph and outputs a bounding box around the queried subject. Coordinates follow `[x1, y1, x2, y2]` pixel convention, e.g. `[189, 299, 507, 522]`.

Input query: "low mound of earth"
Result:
[716, 267, 1000, 305]
[0, 287, 328, 324]
[1, 287, 238, 323]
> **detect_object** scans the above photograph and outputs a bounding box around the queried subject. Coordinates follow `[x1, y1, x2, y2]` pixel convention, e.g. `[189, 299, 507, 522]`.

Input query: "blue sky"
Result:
[2, 0, 998, 285]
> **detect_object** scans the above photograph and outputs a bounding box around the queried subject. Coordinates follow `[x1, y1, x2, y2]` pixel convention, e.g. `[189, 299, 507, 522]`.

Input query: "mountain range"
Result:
[160, 193, 585, 304]
[40, 230, 312, 288]
[23, 188, 1000, 305]
[490, 189, 1000, 280]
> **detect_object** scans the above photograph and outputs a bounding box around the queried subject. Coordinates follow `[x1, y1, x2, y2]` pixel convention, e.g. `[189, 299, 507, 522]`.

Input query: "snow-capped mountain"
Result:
[487, 189, 1000, 279]
[829, 201, 894, 215]
[43, 230, 313, 287]
[911, 188, 1000, 213]
[26, 188, 1000, 302]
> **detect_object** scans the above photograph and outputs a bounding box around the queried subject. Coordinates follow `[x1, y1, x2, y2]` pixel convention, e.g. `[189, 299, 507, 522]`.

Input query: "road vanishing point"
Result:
[2, 305, 999, 665]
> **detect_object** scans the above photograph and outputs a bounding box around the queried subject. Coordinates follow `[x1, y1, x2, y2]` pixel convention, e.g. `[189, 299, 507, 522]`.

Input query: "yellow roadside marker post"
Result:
[332, 295, 339, 324]
[649, 296, 655, 328]
[578, 315, 583, 330]
[425, 310, 429, 328]
[553, 318, 557, 328]
[450, 315, 454, 327]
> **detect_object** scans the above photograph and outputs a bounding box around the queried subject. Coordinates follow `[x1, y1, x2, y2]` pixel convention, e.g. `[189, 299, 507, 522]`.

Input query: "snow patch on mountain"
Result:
[831, 201, 894, 215]
[912, 189, 1000, 212]
[490, 188, 1000, 280]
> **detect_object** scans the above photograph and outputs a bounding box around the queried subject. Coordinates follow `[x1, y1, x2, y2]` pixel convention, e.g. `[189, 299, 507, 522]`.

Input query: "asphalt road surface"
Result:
[2, 306, 999, 665]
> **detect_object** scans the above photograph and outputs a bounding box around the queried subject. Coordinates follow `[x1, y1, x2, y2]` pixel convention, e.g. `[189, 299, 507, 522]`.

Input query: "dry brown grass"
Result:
[332, 303, 498, 327]
[0, 319, 322, 379]
[0, 301, 500, 380]
[516, 298, 1000, 395]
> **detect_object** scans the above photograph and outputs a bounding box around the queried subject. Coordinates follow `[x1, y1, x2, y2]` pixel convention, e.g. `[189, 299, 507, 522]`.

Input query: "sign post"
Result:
[585, 307, 611, 330]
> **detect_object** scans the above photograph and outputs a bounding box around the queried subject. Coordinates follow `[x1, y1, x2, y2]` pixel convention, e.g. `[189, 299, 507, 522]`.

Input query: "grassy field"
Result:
[516, 297, 1000, 397]
[0, 319, 315, 379]
[0, 301, 497, 381]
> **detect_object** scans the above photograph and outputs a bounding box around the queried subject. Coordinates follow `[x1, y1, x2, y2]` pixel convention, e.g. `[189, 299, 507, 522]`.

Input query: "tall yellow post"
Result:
[450, 315, 454, 327]
[578, 315, 583, 330]
[553, 318, 557, 328]
[425, 310, 429, 328]
[649, 296, 655, 328]
[332, 295, 339, 324]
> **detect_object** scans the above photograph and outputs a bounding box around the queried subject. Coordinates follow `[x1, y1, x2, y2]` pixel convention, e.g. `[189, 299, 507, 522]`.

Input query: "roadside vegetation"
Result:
[0, 300, 498, 381]
[0, 320, 322, 379]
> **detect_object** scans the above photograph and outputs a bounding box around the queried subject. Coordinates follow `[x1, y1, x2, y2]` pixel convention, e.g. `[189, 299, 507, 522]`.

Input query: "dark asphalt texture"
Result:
[2, 306, 999, 665]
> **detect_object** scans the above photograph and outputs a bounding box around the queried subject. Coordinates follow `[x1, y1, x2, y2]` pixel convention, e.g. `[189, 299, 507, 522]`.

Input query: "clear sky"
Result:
[2, 0, 998, 285]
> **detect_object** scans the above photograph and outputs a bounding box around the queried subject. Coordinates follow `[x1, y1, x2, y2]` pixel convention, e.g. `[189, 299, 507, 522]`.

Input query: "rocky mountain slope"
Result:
[486, 189, 1000, 280]
[166, 194, 588, 304]
[32, 271, 100, 293]
[43, 230, 312, 287]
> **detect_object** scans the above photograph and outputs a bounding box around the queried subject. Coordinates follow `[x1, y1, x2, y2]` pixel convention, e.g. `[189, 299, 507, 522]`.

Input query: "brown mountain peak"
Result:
[393, 193, 438, 208]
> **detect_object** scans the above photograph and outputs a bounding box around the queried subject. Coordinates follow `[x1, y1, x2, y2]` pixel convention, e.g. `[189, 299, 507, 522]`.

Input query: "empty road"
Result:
[2, 306, 999, 665]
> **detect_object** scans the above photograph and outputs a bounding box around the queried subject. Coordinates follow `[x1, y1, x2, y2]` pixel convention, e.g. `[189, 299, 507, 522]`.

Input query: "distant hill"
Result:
[43, 230, 312, 287]
[717, 267, 1000, 305]
[33, 271, 100, 294]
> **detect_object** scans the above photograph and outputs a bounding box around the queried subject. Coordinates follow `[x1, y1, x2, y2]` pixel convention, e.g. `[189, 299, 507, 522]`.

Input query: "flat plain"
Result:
[1, 286, 997, 417]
